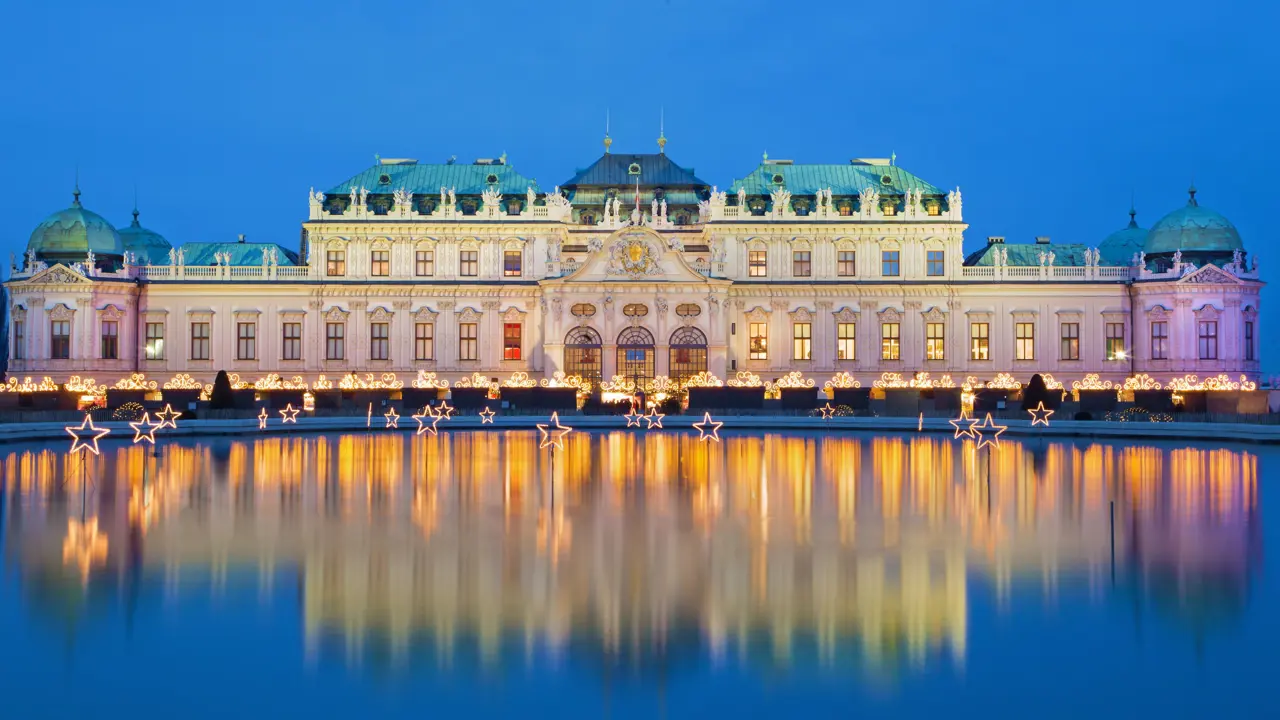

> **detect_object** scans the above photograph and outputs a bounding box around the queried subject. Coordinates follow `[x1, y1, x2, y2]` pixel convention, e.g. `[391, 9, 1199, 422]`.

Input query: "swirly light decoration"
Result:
[254, 374, 309, 390]
[0, 376, 60, 393]
[501, 372, 538, 388]
[112, 373, 158, 391]
[726, 371, 763, 388]
[339, 373, 403, 390]
[680, 372, 724, 389]
[1072, 373, 1113, 391]
[411, 371, 449, 389]
[985, 372, 1022, 390]
[824, 372, 862, 389]
[163, 373, 204, 390]
[1122, 374, 1162, 391]
[65, 376, 106, 396]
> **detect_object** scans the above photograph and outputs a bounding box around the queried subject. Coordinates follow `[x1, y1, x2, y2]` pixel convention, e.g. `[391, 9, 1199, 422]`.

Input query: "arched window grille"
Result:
[616, 326, 655, 386]
[668, 326, 708, 383]
[565, 326, 602, 384]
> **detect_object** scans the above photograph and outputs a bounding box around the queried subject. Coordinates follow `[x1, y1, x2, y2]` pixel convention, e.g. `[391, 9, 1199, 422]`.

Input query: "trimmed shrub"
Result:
[209, 370, 235, 410]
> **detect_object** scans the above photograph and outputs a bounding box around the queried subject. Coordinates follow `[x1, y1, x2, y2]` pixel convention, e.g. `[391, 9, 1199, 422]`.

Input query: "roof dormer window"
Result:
[378, 173, 392, 185]
[771, 173, 785, 185]
[486, 173, 499, 184]
[628, 163, 642, 175]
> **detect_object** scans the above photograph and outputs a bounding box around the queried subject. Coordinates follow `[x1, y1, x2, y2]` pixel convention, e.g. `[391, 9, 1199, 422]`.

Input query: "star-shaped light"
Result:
[155, 404, 182, 430]
[692, 412, 723, 442]
[67, 414, 111, 455]
[1027, 402, 1054, 427]
[412, 406, 437, 436]
[949, 412, 979, 439]
[436, 400, 455, 419]
[537, 412, 573, 451]
[624, 409, 644, 427]
[129, 411, 161, 445]
[279, 404, 300, 423]
[257, 407, 269, 430]
[479, 407, 495, 424]
[819, 403, 836, 420]
[643, 408, 665, 429]
[385, 407, 400, 429]
[972, 413, 1007, 450]
[366, 403, 373, 428]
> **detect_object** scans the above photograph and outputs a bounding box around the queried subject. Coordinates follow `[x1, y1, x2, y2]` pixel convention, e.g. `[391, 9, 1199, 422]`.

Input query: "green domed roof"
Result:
[1099, 207, 1146, 265]
[26, 189, 125, 260]
[117, 208, 172, 264]
[1144, 188, 1243, 256]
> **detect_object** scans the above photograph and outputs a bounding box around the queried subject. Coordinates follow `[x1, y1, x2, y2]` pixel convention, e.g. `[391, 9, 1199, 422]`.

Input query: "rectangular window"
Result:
[1105, 322, 1125, 360]
[881, 323, 901, 360]
[503, 322, 522, 361]
[837, 250, 856, 277]
[326, 250, 346, 277]
[503, 250, 522, 277]
[145, 322, 164, 360]
[837, 322, 856, 361]
[1060, 322, 1080, 361]
[50, 320, 71, 359]
[459, 250, 478, 277]
[282, 322, 302, 360]
[1150, 321, 1168, 360]
[881, 250, 900, 277]
[100, 320, 119, 360]
[792, 250, 811, 278]
[1198, 320, 1218, 360]
[12, 320, 24, 360]
[748, 250, 767, 277]
[236, 322, 256, 360]
[370, 250, 389, 277]
[326, 322, 345, 360]
[749, 322, 768, 360]
[369, 322, 389, 360]
[415, 250, 435, 277]
[926, 322, 945, 361]
[793, 322, 812, 360]
[1245, 321, 1255, 362]
[1016, 322, 1036, 361]
[970, 322, 990, 361]
[459, 322, 478, 361]
[190, 322, 210, 361]
[415, 322, 434, 361]
[926, 250, 945, 277]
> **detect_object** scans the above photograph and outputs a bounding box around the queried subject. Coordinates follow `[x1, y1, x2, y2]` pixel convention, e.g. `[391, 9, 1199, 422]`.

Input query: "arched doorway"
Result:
[616, 326, 655, 386]
[564, 326, 602, 384]
[669, 326, 708, 383]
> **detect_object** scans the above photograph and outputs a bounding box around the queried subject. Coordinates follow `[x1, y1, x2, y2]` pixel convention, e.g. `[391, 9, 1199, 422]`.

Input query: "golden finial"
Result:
[657, 107, 666, 154]
[603, 108, 611, 154]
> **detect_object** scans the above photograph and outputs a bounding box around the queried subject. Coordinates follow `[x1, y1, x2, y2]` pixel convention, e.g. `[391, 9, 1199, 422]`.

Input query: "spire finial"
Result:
[603, 109, 612, 154]
[132, 185, 140, 226]
[1128, 189, 1137, 227]
[1187, 181, 1198, 206]
[891, 151, 897, 166]
[73, 166, 81, 206]
[657, 107, 666, 153]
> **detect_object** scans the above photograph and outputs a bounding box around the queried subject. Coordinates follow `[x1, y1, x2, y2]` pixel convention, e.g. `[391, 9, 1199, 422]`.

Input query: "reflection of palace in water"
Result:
[0, 432, 1261, 676]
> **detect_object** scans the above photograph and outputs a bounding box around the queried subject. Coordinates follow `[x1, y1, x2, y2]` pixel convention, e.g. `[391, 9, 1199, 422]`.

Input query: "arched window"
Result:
[565, 326, 602, 384]
[616, 326, 655, 385]
[669, 326, 707, 383]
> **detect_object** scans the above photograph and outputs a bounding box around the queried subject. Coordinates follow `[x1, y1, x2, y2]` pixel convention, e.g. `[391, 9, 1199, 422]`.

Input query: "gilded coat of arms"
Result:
[606, 233, 663, 278]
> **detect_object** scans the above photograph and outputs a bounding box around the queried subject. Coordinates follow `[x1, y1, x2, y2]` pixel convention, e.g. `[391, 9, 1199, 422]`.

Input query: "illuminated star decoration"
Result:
[918, 412, 924, 432]
[692, 412, 723, 442]
[537, 411, 573, 451]
[479, 407, 495, 424]
[412, 406, 437, 436]
[155, 404, 182, 430]
[972, 413, 1007, 450]
[819, 403, 836, 420]
[1027, 401, 1054, 427]
[949, 412, 979, 440]
[385, 407, 400, 429]
[624, 408, 644, 427]
[67, 414, 111, 455]
[643, 407, 665, 430]
[279, 404, 300, 423]
[257, 407, 269, 430]
[367, 402, 373, 428]
[436, 400, 455, 419]
[129, 411, 161, 445]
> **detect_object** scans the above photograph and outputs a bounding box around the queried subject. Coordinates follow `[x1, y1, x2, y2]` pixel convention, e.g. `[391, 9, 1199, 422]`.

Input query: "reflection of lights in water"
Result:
[1, 433, 1262, 678]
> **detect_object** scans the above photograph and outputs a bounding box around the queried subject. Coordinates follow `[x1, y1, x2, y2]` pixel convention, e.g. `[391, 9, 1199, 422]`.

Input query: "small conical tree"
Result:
[1022, 373, 1052, 410]
[209, 369, 235, 409]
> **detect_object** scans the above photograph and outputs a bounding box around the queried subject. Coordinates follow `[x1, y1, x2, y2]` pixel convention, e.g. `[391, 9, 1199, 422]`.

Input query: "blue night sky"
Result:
[1, 0, 1275, 372]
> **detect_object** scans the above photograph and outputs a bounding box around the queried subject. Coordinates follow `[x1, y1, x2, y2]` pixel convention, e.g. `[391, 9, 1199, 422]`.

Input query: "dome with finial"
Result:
[1144, 186, 1243, 257]
[26, 187, 125, 263]
[117, 207, 172, 264]
[1099, 205, 1146, 265]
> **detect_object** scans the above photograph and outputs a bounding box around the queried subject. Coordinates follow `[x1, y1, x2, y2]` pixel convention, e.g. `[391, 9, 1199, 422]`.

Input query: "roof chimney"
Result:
[1035, 236, 1051, 244]
[987, 236, 1005, 245]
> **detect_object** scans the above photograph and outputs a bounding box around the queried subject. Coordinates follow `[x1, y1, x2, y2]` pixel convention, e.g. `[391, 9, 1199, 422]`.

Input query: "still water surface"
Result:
[1, 431, 1276, 718]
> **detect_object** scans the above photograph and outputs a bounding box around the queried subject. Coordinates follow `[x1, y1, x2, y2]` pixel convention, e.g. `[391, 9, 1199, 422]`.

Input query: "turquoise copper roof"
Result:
[326, 161, 536, 196]
[731, 162, 942, 196]
[1098, 208, 1146, 266]
[178, 241, 299, 267]
[964, 242, 1093, 267]
[118, 208, 173, 265]
[1144, 187, 1243, 255]
[26, 189, 125, 260]
[561, 153, 708, 188]
[567, 189, 704, 206]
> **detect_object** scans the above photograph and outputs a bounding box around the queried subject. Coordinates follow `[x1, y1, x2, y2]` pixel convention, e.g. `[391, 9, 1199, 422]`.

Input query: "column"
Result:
[481, 300, 502, 370]
[814, 300, 834, 370]
[393, 300, 412, 371]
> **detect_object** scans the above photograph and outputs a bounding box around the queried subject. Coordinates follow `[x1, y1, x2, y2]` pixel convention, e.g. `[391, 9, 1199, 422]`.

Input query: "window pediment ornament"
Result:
[370, 237, 393, 251]
[186, 308, 215, 320]
[832, 306, 859, 323]
[415, 237, 439, 249]
[502, 237, 526, 250]
[279, 309, 306, 319]
[921, 306, 947, 322]
[1194, 304, 1222, 321]
[790, 237, 812, 250]
[233, 309, 261, 319]
[1055, 309, 1084, 318]
[48, 303, 76, 321]
[745, 305, 770, 322]
[788, 306, 814, 323]
[459, 237, 481, 250]
[1146, 304, 1171, 320]
[965, 308, 994, 318]
[501, 306, 526, 323]
[1010, 309, 1038, 321]
[412, 306, 438, 322]
[11, 304, 27, 321]
[326, 237, 350, 249]
[877, 307, 903, 322]
[456, 306, 483, 323]
[368, 306, 394, 322]
[834, 237, 857, 250]
[98, 304, 124, 320]
[1243, 304, 1258, 320]
[324, 306, 350, 322]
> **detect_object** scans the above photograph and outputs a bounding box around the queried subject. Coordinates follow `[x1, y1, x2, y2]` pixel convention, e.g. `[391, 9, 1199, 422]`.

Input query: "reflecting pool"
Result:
[1, 431, 1276, 718]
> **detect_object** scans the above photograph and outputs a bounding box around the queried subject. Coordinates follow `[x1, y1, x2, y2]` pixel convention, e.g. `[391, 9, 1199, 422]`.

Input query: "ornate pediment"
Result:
[98, 304, 124, 321]
[745, 305, 770, 322]
[1180, 264, 1240, 285]
[501, 306, 526, 323]
[456, 306, 483, 323]
[1194, 304, 1222, 321]
[48, 302, 75, 321]
[370, 237, 392, 251]
[1146, 304, 1171, 320]
[368, 306, 394, 322]
[553, 226, 708, 284]
[921, 306, 947, 322]
[832, 306, 859, 323]
[412, 306, 438, 322]
[26, 263, 91, 286]
[789, 306, 814, 323]
[323, 306, 350, 322]
[877, 307, 902, 323]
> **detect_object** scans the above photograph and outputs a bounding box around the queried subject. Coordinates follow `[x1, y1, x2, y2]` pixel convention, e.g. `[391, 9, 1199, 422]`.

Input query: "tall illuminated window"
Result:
[749, 322, 768, 360]
[325, 322, 344, 360]
[459, 250, 478, 277]
[1105, 322, 1125, 360]
[881, 322, 900, 360]
[1150, 321, 1168, 360]
[838, 250, 856, 277]
[190, 322, 210, 361]
[926, 322, 945, 360]
[1015, 322, 1035, 361]
[503, 323, 522, 360]
[1060, 322, 1079, 360]
[282, 323, 301, 360]
[100, 320, 119, 360]
[1198, 321, 1218, 360]
[749, 250, 767, 277]
[236, 322, 256, 360]
[415, 322, 434, 361]
[970, 322, 989, 360]
[415, 250, 434, 276]
[459, 322, 478, 361]
[145, 322, 164, 360]
[792, 322, 811, 360]
[503, 250, 522, 277]
[370, 322, 389, 360]
[370, 250, 390, 277]
[837, 322, 856, 361]
[326, 250, 345, 277]
[792, 250, 811, 277]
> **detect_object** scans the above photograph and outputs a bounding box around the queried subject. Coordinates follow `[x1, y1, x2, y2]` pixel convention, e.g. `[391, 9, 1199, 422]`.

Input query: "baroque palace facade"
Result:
[3, 141, 1265, 393]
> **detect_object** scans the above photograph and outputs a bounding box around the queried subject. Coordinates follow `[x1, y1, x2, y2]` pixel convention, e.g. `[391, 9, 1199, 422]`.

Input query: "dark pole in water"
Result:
[1109, 499, 1115, 584]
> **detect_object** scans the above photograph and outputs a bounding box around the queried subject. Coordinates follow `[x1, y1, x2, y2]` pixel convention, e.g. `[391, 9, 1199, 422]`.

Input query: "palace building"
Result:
[3, 139, 1264, 392]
